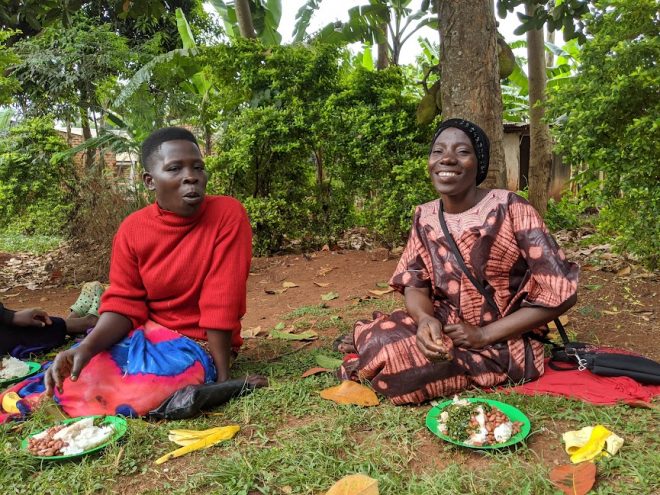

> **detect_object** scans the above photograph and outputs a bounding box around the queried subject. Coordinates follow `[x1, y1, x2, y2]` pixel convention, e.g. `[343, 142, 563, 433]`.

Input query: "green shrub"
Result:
[0, 116, 74, 235]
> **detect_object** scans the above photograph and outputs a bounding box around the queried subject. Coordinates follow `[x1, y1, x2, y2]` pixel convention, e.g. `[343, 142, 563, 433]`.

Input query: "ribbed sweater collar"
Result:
[151, 197, 208, 227]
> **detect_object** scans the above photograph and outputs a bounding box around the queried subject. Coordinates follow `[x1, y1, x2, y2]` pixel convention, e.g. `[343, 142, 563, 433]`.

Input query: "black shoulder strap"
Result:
[438, 199, 569, 346]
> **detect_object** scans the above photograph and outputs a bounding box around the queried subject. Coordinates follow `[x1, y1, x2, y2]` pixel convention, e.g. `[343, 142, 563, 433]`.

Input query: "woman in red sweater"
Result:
[37, 127, 254, 417]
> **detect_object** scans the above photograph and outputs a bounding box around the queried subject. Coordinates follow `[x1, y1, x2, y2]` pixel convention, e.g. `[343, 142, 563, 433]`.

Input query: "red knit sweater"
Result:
[100, 195, 252, 348]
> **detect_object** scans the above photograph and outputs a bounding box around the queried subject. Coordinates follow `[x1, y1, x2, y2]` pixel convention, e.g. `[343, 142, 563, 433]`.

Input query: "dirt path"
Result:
[2, 249, 658, 360]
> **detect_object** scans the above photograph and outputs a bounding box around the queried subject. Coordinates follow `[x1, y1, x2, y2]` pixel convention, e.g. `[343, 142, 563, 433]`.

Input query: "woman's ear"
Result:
[143, 171, 156, 191]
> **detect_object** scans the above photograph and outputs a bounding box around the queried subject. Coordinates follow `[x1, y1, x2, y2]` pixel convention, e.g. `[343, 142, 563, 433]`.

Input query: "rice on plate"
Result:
[0, 356, 30, 379]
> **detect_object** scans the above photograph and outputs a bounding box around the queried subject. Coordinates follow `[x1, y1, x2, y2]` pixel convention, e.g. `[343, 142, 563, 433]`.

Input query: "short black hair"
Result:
[141, 127, 200, 171]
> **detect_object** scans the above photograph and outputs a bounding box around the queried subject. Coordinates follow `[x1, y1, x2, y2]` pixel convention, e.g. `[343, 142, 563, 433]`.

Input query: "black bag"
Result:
[148, 377, 263, 420]
[438, 200, 660, 385]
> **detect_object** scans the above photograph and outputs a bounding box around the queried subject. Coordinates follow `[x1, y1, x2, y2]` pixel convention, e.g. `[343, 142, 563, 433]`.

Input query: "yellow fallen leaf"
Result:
[548, 315, 569, 329]
[367, 288, 395, 297]
[616, 266, 631, 276]
[155, 425, 240, 464]
[282, 281, 299, 288]
[325, 474, 379, 495]
[314, 281, 331, 287]
[320, 381, 380, 407]
[241, 326, 267, 339]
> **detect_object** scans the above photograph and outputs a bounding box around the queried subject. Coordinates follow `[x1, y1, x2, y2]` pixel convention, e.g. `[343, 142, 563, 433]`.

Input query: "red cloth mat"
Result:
[503, 359, 660, 406]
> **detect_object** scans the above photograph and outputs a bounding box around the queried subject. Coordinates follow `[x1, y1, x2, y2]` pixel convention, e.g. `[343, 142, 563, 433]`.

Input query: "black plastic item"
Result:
[584, 353, 660, 385]
[149, 377, 262, 420]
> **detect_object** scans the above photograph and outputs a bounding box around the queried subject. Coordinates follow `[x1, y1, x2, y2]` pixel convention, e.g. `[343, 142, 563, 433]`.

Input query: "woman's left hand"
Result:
[444, 321, 489, 349]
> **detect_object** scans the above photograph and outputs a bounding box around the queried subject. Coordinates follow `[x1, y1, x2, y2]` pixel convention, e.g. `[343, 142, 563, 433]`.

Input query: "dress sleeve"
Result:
[390, 207, 433, 293]
[198, 201, 252, 332]
[509, 194, 579, 308]
[99, 225, 149, 328]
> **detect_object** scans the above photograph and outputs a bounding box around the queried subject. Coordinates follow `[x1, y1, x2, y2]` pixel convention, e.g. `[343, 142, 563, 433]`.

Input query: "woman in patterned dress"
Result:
[339, 118, 578, 405]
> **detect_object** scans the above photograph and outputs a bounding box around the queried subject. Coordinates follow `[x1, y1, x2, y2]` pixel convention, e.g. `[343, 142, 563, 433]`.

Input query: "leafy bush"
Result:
[547, 0, 659, 267]
[0, 117, 74, 236]
[544, 193, 584, 232]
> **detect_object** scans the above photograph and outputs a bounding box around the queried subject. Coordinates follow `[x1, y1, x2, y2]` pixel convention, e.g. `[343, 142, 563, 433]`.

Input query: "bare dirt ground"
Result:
[2, 248, 658, 360]
[1, 248, 658, 488]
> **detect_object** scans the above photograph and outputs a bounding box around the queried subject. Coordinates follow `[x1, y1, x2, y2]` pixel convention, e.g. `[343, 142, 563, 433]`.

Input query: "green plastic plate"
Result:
[21, 415, 128, 461]
[0, 361, 41, 387]
[426, 398, 531, 449]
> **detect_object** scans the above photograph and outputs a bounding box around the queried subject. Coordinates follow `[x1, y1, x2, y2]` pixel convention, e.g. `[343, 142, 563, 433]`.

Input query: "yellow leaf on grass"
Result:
[367, 288, 395, 297]
[155, 425, 240, 464]
[548, 315, 569, 330]
[282, 281, 299, 288]
[320, 381, 380, 407]
[325, 474, 379, 495]
[241, 326, 267, 339]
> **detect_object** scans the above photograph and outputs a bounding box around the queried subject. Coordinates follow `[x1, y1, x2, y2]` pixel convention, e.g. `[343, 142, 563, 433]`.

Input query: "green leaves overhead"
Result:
[497, 0, 591, 42]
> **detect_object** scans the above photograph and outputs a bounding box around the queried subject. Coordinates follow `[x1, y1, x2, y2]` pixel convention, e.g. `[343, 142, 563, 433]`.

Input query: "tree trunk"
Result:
[437, 0, 506, 188]
[546, 27, 555, 68]
[526, 3, 553, 215]
[377, 23, 389, 70]
[80, 107, 94, 170]
[235, 0, 256, 39]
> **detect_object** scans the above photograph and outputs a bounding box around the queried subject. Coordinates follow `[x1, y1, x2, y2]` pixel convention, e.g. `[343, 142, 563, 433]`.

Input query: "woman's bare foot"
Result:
[333, 334, 357, 354]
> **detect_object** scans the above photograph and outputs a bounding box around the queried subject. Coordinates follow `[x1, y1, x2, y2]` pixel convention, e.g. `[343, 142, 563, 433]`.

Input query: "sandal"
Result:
[70, 281, 105, 317]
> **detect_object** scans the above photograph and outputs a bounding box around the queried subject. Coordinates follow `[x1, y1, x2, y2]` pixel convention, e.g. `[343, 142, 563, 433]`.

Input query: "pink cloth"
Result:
[505, 358, 660, 405]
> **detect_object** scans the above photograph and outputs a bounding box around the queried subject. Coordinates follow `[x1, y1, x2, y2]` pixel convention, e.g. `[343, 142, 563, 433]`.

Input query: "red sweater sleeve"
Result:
[99, 223, 149, 328]
[198, 201, 252, 332]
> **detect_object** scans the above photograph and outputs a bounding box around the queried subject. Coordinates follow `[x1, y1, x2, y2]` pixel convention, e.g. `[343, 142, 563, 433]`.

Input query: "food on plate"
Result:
[437, 397, 523, 446]
[0, 356, 30, 380]
[27, 417, 115, 457]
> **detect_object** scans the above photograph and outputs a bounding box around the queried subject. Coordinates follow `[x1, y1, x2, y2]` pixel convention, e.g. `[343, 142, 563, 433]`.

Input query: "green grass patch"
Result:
[0, 232, 63, 254]
[1, 301, 658, 494]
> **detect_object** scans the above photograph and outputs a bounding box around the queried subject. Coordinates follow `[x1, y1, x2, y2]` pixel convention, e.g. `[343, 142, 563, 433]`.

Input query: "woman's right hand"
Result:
[44, 346, 95, 395]
[416, 315, 451, 361]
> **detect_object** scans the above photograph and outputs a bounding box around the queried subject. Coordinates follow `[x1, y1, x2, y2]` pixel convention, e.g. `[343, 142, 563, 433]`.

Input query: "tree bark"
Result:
[546, 26, 555, 68]
[438, 0, 506, 188]
[377, 23, 389, 70]
[526, 3, 553, 215]
[235, 0, 257, 39]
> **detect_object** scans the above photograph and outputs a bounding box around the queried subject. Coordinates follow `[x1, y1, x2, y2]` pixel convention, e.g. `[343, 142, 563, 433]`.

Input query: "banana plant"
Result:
[293, 0, 438, 67]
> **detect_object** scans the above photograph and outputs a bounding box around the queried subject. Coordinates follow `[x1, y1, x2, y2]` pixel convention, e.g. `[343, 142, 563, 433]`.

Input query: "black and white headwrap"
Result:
[430, 118, 491, 186]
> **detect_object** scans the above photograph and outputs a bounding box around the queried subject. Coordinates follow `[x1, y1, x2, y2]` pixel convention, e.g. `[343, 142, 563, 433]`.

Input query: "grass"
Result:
[1, 298, 658, 495]
[0, 232, 63, 254]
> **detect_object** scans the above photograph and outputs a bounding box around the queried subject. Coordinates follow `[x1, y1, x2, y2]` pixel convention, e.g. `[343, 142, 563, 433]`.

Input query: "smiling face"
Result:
[428, 127, 479, 198]
[142, 140, 208, 217]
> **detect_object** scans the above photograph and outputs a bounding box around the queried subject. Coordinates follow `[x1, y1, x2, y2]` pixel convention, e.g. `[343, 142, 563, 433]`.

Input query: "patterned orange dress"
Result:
[340, 189, 579, 405]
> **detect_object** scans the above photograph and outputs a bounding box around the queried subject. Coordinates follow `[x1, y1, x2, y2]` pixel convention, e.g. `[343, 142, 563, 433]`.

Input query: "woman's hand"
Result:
[12, 308, 52, 327]
[44, 346, 95, 395]
[444, 321, 489, 349]
[416, 315, 451, 360]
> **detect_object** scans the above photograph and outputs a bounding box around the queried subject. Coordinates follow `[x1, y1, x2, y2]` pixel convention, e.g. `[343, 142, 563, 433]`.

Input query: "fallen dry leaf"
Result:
[301, 367, 332, 378]
[548, 315, 570, 330]
[320, 381, 380, 407]
[322, 244, 330, 252]
[549, 462, 596, 495]
[367, 288, 395, 297]
[321, 291, 339, 301]
[314, 281, 331, 287]
[271, 329, 318, 341]
[264, 288, 288, 295]
[241, 326, 268, 339]
[317, 266, 337, 277]
[616, 266, 631, 276]
[325, 474, 379, 495]
[282, 281, 299, 288]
